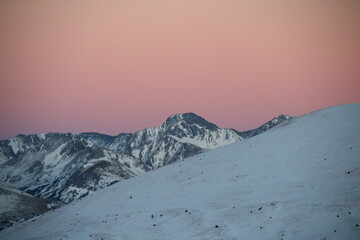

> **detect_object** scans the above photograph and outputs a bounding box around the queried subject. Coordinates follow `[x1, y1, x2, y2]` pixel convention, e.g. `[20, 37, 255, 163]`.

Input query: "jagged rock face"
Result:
[0, 134, 148, 203]
[164, 113, 219, 132]
[0, 112, 291, 203]
[81, 113, 243, 169]
[79, 132, 132, 151]
[121, 113, 242, 168]
[0, 134, 45, 164]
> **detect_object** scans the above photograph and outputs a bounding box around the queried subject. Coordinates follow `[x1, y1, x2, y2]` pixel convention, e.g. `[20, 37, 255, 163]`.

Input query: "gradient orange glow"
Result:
[0, 0, 359, 139]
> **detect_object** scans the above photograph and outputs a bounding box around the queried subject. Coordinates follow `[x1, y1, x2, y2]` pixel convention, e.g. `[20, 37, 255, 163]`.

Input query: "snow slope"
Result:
[1, 103, 359, 240]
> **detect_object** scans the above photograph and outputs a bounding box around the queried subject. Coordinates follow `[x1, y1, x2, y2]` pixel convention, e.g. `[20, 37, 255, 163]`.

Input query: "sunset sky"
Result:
[0, 0, 359, 139]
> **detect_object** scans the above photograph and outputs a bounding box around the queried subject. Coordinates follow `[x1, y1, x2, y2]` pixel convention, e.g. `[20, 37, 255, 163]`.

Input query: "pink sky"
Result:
[0, 0, 359, 139]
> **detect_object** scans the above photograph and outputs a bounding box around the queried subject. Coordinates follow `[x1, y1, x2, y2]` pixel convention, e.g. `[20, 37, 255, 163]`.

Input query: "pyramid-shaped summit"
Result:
[164, 112, 219, 132]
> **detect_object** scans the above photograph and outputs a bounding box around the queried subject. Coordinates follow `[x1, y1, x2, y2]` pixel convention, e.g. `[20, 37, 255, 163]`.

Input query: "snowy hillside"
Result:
[1, 103, 359, 240]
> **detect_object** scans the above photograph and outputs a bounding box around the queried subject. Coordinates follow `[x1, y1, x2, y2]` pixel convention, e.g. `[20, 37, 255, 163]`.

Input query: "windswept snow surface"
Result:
[1, 103, 359, 240]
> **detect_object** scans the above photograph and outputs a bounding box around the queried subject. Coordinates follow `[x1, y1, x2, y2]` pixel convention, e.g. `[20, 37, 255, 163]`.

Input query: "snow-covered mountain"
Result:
[0, 113, 250, 203]
[235, 114, 292, 139]
[0, 113, 291, 204]
[80, 113, 243, 168]
[0, 181, 59, 231]
[1, 103, 358, 240]
[118, 113, 243, 168]
[0, 133, 148, 203]
[0, 134, 45, 165]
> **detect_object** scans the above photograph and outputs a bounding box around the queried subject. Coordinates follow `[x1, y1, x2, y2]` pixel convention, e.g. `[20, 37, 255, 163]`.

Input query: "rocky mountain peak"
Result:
[164, 112, 219, 131]
[269, 114, 293, 126]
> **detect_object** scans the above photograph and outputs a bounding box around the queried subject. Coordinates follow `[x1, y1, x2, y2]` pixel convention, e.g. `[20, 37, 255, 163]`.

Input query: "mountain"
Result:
[80, 113, 243, 168]
[0, 113, 291, 204]
[0, 133, 148, 203]
[0, 134, 45, 165]
[116, 113, 242, 168]
[1, 103, 358, 240]
[235, 114, 292, 139]
[0, 181, 59, 231]
[0, 113, 250, 203]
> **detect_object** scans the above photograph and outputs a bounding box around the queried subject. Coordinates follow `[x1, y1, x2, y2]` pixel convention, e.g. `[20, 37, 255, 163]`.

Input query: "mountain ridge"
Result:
[0, 112, 291, 204]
